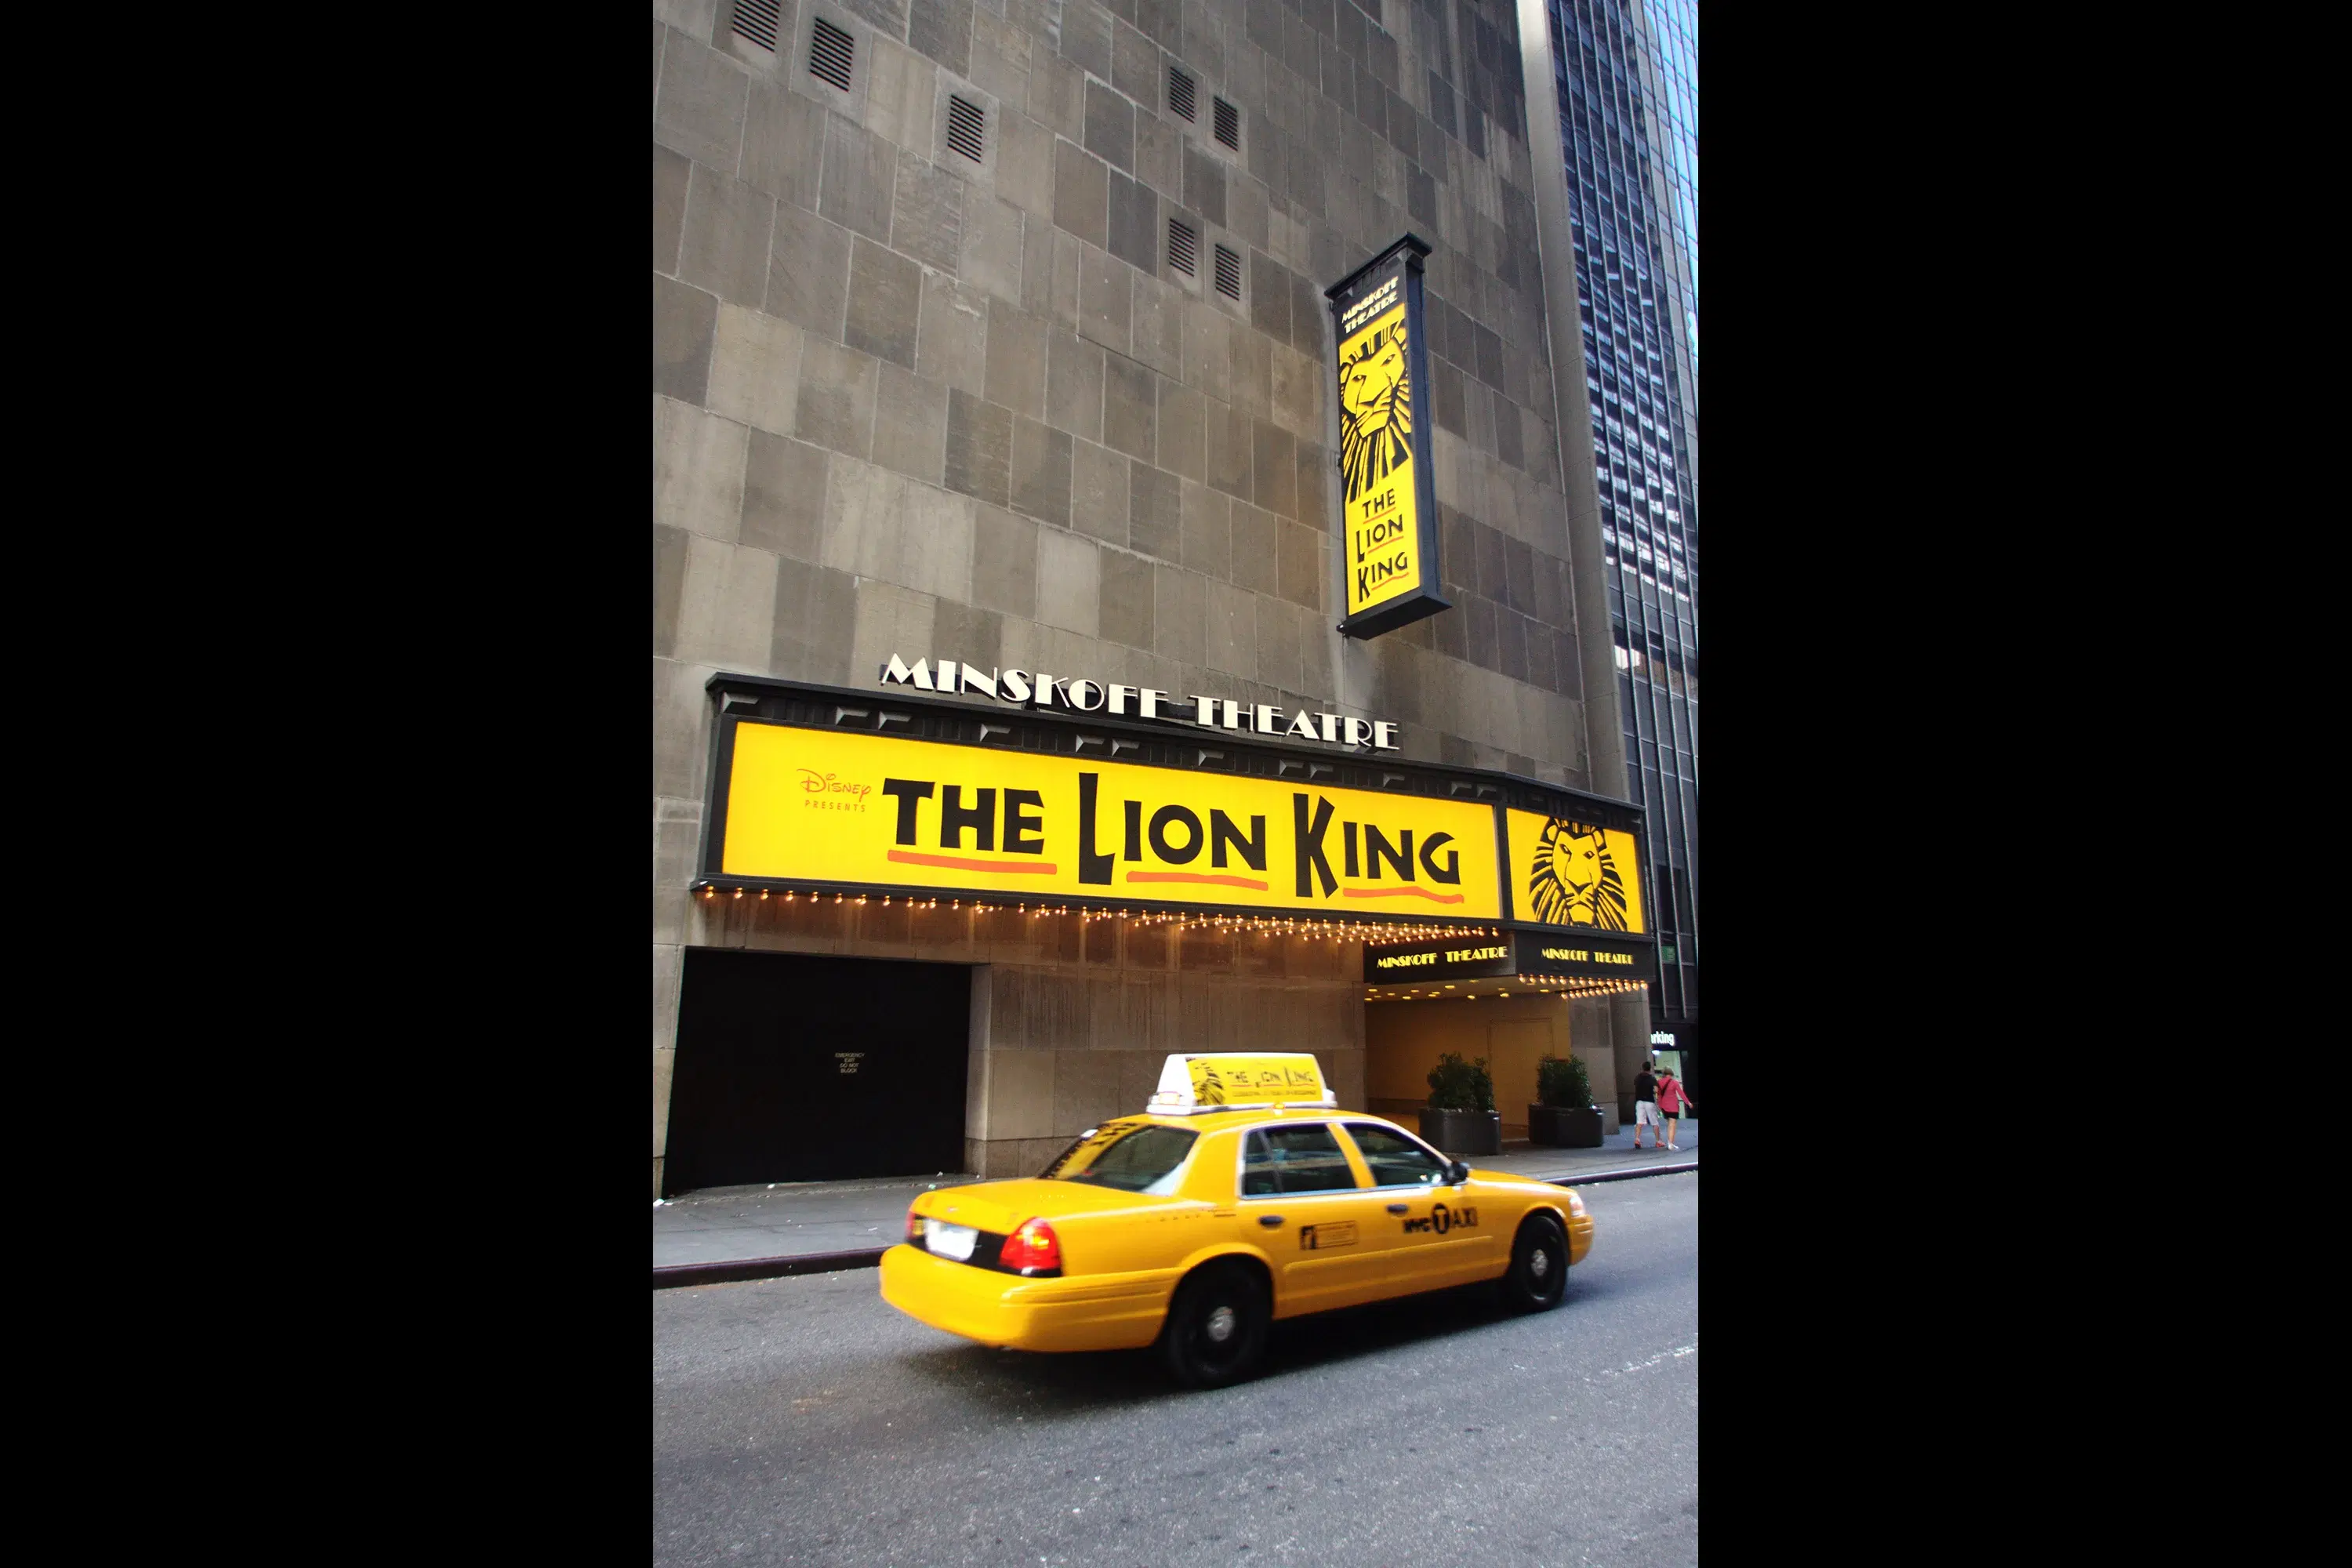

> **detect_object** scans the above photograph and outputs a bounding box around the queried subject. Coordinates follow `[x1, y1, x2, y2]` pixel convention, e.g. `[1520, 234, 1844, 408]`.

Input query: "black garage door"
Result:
[662, 949, 971, 1196]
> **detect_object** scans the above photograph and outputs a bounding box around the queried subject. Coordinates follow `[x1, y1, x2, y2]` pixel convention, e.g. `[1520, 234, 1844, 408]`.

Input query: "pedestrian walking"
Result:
[1632, 1061, 1661, 1150]
[1656, 1065, 1693, 1150]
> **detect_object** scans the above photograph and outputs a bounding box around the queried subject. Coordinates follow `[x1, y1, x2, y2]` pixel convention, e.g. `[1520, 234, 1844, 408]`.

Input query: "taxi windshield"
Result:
[1040, 1123, 1200, 1193]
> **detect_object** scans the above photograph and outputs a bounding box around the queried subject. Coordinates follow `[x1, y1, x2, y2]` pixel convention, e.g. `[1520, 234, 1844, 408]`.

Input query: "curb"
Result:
[653, 1247, 886, 1290]
[652, 1160, 1698, 1289]
[1546, 1160, 1699, 1187]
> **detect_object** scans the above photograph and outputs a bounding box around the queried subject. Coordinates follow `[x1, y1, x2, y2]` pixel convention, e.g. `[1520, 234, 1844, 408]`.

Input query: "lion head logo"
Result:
[1338, 322, 1413, 504]
[1528, 818, 1630, 930]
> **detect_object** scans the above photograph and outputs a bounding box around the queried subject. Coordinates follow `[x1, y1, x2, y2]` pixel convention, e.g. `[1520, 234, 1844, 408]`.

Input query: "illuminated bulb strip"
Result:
[710, 891, 1612, 974]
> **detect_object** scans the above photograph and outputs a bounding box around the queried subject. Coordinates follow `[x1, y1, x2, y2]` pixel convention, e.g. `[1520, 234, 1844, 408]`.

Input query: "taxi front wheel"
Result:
[1159, 1261, 1269, 1388]
[1501, 1214, 1570, 1312]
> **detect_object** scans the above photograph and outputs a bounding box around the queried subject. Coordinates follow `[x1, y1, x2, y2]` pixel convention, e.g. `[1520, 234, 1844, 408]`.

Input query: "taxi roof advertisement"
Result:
[699, 676, 1650, 935]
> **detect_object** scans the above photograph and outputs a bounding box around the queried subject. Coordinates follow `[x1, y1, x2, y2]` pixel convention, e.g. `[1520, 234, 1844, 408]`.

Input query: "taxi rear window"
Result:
[1040, 1123, 1200, 1192]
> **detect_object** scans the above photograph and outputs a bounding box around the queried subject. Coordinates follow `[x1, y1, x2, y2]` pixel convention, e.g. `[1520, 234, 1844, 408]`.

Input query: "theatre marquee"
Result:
[695, 676, 1647, 936]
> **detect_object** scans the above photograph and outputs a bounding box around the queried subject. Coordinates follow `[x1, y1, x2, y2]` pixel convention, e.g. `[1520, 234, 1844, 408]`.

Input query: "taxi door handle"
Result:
[1387, 1203, 1410, 1214]
[1258, 1214, 1284, 1229]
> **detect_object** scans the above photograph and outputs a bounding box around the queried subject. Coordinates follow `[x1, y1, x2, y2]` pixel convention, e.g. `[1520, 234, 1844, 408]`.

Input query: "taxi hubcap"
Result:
[1205, 1305, 1236, 1343]
[1531, 1247, 1552, 1279]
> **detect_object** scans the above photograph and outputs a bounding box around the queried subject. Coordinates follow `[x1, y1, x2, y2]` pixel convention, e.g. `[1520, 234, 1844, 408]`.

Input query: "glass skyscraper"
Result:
[1543, 0, 1702, 1052]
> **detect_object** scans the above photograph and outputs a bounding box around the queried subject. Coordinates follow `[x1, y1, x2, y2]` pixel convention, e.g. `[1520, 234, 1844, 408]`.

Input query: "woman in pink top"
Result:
[1656, 1066, 1693, 1150]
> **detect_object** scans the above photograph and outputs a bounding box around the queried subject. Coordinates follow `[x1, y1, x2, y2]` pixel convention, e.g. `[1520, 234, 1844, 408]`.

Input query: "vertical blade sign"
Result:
[1327, 235, 1450, 639]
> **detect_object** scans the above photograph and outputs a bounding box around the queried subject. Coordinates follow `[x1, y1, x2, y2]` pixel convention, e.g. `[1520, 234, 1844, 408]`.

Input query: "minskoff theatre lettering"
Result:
[1371, 942, 1504, 971]
[880, 654, 1402, 751]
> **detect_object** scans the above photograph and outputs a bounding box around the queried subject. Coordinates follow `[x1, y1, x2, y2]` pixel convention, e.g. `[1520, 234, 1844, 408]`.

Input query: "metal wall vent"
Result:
[1213, 243, 1242, 300]
[1168, 66, 1196, 122]
[810, 17, 855, 92]
[1167, 218, 1198, 277]
[1213, 96, 1240, 150]
[946, 95, 985, 162]
[731, 0, 782, 52]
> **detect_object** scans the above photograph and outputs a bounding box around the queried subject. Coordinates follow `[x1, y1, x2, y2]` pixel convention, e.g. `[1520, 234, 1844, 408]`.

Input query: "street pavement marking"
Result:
[1598, 1339, 1698, 1378]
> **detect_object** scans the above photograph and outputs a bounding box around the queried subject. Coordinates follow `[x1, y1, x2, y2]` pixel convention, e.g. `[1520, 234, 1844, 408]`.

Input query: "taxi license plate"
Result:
[924, 1220, 978, 1261]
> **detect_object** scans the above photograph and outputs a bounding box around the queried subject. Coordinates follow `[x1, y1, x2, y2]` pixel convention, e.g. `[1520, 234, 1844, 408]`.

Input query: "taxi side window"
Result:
[1240, 1124, 1360, 1196]
[1342, 1123, 1447, 1187]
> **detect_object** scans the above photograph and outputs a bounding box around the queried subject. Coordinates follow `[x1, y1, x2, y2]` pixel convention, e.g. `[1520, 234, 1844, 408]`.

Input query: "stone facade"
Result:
[654, 0, 1624, 1193]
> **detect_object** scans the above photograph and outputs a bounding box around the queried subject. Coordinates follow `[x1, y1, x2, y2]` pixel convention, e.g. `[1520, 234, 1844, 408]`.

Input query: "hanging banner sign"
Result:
[1327, 234, 1450, 640]
[715, 721, 1505, 919]
[1504, 808, 1648, 934]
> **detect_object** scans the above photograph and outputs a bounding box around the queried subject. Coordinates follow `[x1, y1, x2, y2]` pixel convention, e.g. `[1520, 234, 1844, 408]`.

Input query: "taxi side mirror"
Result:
[1444, 1160, 1471, 1185]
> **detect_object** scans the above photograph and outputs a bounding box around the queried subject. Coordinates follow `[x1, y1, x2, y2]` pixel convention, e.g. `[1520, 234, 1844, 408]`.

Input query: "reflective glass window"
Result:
[1240, 1124, 1359, 1196]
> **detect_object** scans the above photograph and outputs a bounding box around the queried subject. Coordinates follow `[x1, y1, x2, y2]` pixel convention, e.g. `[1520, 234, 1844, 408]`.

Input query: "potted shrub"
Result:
[1529, 1054, 1605, 1148]
[1419, 1052, 1501, 1156]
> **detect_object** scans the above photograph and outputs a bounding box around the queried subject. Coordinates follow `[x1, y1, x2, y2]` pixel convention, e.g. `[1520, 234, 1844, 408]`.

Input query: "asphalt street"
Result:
[655, 1173, 1697, 1567]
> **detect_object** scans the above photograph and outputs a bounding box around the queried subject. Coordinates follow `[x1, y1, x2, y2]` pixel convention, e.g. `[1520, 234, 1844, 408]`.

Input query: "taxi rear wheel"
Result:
[1501, 1213, 1570, 1312]
[1159, 1261, 1269, 1388]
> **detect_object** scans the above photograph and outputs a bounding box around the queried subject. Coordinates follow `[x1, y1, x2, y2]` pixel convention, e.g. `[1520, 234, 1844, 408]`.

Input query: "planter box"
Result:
[1418, 1107, 1501, 1156]
[1527, 1104, 1605, 1148]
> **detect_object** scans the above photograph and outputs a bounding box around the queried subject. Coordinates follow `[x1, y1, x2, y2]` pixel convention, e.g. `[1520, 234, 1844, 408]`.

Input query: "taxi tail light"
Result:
[906, 1209, 924, 1244]
[1000, 1218, 1062, 1273]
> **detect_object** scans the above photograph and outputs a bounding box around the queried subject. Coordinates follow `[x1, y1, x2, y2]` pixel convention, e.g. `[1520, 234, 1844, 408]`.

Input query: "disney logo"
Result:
[797, 769, 873, 800]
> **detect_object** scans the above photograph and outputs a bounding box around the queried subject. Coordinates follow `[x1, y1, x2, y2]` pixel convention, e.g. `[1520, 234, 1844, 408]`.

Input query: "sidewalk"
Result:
[655, 1120, 1697, 1279]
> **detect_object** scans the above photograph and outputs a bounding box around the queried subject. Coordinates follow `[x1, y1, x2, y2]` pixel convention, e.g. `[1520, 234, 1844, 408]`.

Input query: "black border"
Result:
[1327, 234, 1452, 640]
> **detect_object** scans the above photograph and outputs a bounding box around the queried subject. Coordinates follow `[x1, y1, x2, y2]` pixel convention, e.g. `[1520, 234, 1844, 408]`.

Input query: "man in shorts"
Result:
[1632, 1060, 1661, 1150]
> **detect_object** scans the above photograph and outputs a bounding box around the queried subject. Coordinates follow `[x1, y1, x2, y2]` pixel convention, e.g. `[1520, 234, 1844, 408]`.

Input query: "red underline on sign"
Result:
[1127, 871, 1272, 891]
[1341, 885, 1465, 903]
[886, 850, 1058, 875]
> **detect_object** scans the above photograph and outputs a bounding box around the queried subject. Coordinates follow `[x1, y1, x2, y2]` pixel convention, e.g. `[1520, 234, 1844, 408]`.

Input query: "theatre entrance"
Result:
[662, 949, 971, 1196]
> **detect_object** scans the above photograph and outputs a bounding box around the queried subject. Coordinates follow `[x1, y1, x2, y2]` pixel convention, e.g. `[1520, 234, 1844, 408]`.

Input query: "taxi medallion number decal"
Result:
[1297, 1221, 1358, 1250]
[1400, 1203, 1477, 1235]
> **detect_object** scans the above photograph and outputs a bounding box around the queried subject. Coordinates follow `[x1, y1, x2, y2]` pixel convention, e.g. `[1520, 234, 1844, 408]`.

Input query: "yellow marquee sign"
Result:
[719, 724, 1504, 919]
[1504, 808, 1647, 935]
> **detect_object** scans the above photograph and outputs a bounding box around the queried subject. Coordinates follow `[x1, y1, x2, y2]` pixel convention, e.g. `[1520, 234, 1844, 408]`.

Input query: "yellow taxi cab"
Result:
[879, 1052, 1594, 1385]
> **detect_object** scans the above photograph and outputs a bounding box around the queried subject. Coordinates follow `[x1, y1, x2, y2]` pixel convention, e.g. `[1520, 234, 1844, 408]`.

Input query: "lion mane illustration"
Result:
[1527, 818, 1631, 930]
[1338, 321, 1414, 504]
